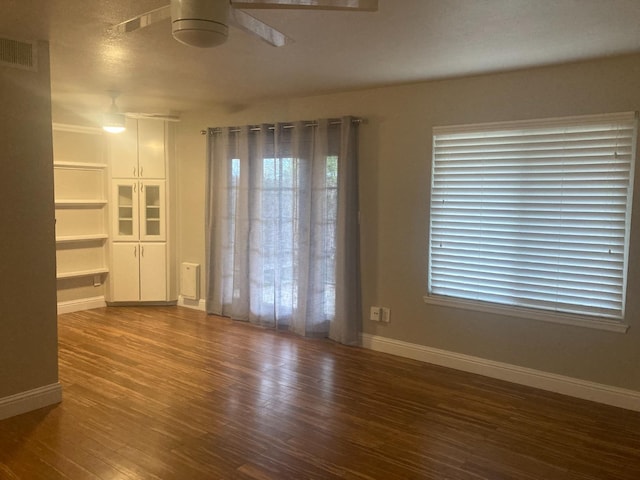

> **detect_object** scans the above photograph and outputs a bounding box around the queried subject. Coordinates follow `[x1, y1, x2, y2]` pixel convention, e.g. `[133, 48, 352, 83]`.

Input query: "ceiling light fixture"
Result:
[102, 92, 126, 134]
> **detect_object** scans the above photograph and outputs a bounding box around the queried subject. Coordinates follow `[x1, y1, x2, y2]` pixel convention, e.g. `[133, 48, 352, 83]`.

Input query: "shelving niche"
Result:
[53, 123, 109, 313]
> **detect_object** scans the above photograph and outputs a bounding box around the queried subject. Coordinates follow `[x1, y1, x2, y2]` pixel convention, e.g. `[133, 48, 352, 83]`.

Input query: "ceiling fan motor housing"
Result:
[171, 0, 229, 48]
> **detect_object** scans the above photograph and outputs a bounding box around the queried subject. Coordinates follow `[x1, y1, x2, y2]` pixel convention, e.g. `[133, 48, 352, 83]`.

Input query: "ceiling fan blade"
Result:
[111, 5, 171, 34]
[125, 112, 181, 122]
[230, 8, 291, 47]
[231, 0, 378, 11]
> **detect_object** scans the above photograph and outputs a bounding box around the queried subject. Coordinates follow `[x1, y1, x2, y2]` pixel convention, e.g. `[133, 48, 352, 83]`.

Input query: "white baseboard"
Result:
[178, 295, 206, 311]
[0, 383, 62, 421]
[361, 333, 640, 412]
[57, 296, 106, 315]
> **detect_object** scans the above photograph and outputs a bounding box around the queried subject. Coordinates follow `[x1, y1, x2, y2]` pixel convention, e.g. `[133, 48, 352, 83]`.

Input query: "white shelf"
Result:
[52, 123, 103, 135]
[55, 199, 107, 207]
[54, 161, 108, 170]
[56, 234, 108, 244]
[56, 267, 109, 280]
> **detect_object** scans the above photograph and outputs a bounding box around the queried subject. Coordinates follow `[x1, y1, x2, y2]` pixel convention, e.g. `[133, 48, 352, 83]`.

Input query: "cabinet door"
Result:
[109, 118, 139, 178]
[139, 242, 167, 301]
[112, 181, 139, 241]
[138, 119, 165, 179]
[111, 242, 140, 301]
[139, 180, 165, 241]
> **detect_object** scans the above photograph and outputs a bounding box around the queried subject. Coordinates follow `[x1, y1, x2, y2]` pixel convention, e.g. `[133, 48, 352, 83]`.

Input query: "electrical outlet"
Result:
[381, 307, 391, 323]
[369, 306, 381, 321]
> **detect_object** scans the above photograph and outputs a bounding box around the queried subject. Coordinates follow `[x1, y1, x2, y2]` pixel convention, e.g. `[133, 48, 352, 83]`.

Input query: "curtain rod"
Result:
[200, 117, 363, 135]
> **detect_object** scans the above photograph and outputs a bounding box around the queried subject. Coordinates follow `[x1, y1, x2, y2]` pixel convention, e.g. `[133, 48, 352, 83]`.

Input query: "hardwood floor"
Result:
[1, 306, 639, 479]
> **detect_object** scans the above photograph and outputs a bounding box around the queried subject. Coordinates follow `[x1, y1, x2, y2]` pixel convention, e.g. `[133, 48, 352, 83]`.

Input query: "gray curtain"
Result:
[205, 117, 360, 345]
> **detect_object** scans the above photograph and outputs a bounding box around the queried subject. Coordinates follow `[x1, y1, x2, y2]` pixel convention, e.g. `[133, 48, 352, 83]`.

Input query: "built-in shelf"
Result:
[52, 123, 103, 135]
[56, 234, 109, 244]
[55, 199, 108, 208]
[56, 267, 109, 280]
[54, 161, 108, 170]
[52, 122, 111, 311]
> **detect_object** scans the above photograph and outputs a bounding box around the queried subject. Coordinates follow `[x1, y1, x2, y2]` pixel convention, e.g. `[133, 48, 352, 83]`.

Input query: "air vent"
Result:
[0, 37, 37, 71]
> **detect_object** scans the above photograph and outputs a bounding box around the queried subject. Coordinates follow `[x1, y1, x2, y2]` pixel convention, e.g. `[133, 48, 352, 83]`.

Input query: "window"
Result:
[223, 154, 338, 318]
[426, 112, 637, 330]
[206, 118, 361, 344]
[245, 155, 337, 317]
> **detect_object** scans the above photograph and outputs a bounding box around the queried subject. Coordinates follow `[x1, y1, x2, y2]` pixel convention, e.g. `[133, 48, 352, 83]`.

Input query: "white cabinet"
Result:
[108, 118, 174, 304]
[138, 120, 166, 179]
[112, 180, 165, 241]
[140, 243, 168, 301]
[111, 242, 167, 301]
[110, 118, 165, 179]
[111, 243, 140, 302]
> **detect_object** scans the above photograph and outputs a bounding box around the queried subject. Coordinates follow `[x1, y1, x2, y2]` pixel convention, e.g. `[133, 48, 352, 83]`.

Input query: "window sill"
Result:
[422, 294, 629, 333]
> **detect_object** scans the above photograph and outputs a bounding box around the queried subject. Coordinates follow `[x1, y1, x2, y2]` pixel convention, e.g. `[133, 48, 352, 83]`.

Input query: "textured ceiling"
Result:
[2, 0, 640, 121]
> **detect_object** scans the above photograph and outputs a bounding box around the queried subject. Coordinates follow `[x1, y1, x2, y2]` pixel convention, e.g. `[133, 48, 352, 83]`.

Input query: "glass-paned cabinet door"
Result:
[112, 181, 139, 241]
[140, 180, 165, 241]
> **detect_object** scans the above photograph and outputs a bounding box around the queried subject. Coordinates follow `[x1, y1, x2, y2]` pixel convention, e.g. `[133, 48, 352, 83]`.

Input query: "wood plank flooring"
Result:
[1, 306, 639, 479]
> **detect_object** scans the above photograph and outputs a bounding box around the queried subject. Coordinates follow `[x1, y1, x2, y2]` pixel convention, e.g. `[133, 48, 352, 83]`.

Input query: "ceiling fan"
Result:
[101, 92, 180, 133]
[112, 0, 379, 48]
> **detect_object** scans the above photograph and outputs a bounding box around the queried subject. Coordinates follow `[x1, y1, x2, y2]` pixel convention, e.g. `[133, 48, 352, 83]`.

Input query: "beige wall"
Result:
[176, 53, 640, 391]
[0, 42, 59, 398]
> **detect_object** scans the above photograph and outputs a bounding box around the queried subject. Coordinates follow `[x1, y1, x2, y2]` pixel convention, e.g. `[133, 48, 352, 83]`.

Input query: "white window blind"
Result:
[428, 112, 638, 321]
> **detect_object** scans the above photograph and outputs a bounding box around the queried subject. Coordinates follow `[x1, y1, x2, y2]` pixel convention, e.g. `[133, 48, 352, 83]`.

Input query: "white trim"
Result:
[423, 295, 629, 333]
[433, 111, 637, 135]
[0, 383, 62, 421]
[361, 333, 640, 412]
[57, 296, 106, 314]
[178, 295, 206, 311]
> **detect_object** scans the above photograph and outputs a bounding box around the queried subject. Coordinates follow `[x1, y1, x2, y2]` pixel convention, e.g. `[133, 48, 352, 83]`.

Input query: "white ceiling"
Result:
[2, 0, 640, 119]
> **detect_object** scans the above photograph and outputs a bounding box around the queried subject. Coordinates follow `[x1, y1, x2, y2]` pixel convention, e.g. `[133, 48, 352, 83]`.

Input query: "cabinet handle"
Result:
[141, 245, 145, 257]
[133, 166, 137, 177]
[133, 183, 137, 193]
[134, 246, 137, 257]
[140, 166, 144, 177]
[140, 183, 144, 192]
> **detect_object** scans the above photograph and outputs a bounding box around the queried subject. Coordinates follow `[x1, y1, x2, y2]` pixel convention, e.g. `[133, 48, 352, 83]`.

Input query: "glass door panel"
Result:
[112, 182, 139, 240]
[140, 181, 165, 241]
